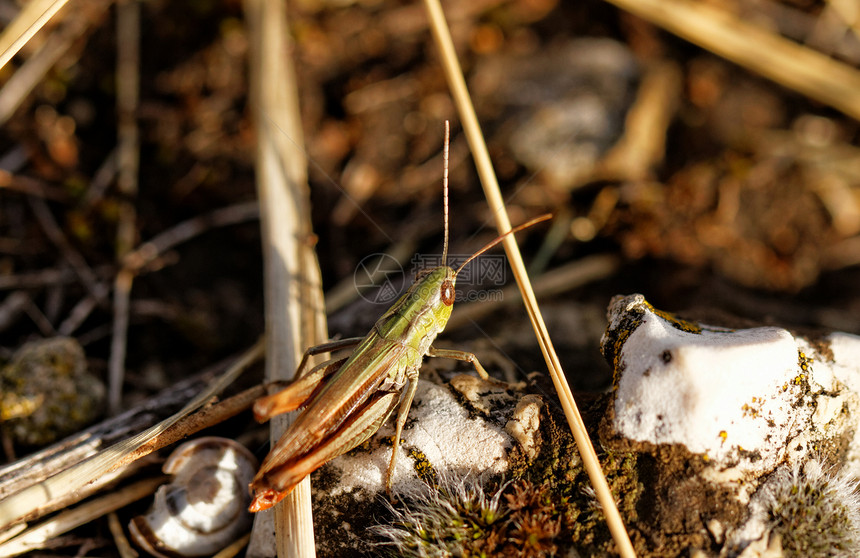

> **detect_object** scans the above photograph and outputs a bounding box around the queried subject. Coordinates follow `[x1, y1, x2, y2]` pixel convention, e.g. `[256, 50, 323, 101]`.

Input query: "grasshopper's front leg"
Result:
[427, 346, 520, 389]
[427, 346, 491, 380]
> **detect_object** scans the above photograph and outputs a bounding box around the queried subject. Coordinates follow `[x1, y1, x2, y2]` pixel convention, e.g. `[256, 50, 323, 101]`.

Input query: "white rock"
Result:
[505, 394, 544, 460]
[601, 294, 860, 474]
[323, 378, 515, 498]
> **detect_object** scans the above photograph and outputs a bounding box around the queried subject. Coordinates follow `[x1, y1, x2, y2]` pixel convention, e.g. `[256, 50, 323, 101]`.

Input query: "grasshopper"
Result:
[249, 126, 550, 512]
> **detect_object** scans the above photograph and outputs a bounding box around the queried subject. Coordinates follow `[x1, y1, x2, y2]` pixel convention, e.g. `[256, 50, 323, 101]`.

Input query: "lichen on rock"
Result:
[600, 293, 860, 556]
[600, 294, 857, 475]
[0, 337, 104, 446]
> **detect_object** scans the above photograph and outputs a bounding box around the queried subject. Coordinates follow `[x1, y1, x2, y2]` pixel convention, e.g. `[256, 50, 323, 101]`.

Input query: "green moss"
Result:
[370, 384, 632, 556]
[761, 460, 860, 558]
[371, 476, 511, 557]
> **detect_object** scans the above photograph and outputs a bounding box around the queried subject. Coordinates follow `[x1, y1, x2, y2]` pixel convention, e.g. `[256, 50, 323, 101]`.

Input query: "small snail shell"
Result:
[129, 437, 258, 558]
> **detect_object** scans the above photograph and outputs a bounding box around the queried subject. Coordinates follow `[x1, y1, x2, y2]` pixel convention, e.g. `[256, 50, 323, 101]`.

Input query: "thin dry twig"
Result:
[421, 1, 637, 555]
[56, 202, 259, 337]
[0, 172, 72, 202]
[121, 201, 260, 272]
[108, 268, 133, 414]
[28, 197, 103, 296]
[602, 0, 860, 122]
[107, 511, 138, 558]
[108, 0, 142, 416]
[21, 295, 56, 337]
[29, 197, 112, 335]
[58, 290, 106, 335]
[0, 292, 29, 333]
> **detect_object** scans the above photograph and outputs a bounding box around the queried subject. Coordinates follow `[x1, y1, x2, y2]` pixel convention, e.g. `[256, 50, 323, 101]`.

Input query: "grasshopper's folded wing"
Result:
[254, 333, 415, 481]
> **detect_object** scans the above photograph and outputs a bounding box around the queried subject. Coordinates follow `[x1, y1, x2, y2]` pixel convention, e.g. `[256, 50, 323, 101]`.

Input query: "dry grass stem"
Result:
[0, 524, 26, 546]
[0, 0, 109, 125]
[602, 0, 860, 122]
[0, 0, 71, 70]
[244, 0, 326, 555]
[107, 384, 266, 474]
[421, 0, 637, 555]
[0, 476, 163, 557]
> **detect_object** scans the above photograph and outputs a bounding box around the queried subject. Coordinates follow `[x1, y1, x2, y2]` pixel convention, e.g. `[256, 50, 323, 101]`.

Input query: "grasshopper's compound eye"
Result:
[440, 280, 455, 306]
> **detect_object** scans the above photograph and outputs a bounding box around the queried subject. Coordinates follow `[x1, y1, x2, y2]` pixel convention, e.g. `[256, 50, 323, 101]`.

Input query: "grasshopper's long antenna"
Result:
[453, 213, 552, 278]
[442, 121, 450, 267]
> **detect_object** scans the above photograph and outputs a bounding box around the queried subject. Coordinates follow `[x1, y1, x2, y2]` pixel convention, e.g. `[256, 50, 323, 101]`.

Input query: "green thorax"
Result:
[374, 266, 454, 349]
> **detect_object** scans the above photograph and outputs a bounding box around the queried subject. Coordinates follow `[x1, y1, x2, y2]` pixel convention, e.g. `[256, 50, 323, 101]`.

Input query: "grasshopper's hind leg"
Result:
[385, 374, 419, 499]
[254, 337, 363, 421]
[251, 390, 400, 511]
[254, 355, 348, 421]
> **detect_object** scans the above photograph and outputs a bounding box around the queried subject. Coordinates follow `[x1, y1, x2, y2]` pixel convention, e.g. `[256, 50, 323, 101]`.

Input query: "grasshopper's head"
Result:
[411, 265, 457, 313]
[376, 266, 455, 342]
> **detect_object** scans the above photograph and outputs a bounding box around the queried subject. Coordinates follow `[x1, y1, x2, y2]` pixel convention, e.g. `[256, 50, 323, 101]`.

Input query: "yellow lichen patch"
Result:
[0, 393, 44, 421]
[719, 430, 728, 443]
[741, 397, 762, 418]
[793, 351, 814, 387]
[647, 303, 703, 334]
[409, 448, 438, 488]
[794, 351, 815, 390]
[798, 351, 814, 372]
